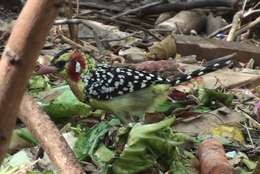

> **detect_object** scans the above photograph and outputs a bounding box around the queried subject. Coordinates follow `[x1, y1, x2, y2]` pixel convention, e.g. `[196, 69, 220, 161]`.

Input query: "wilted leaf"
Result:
[196, 88, 233, 107]
[112, 118, 192, 174]
[28, 75, 50, 94]
[15, 128, 38, 146]
[146, 35, 176, 60]
[39, 86, 91, 119]
[211, 125, 245, 144]
[74, 119, 120, 162]
[74, 122, 110, 161]
[94, 144, 114, 163]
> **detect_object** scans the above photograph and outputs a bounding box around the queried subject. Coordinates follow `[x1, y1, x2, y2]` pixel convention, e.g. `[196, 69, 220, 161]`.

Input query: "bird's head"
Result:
[51, 50, 87, 82]
[37, 49, 95, 82]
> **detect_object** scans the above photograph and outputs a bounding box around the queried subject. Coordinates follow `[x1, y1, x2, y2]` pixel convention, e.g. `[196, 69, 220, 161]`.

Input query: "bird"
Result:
[41, 49, 234, 124]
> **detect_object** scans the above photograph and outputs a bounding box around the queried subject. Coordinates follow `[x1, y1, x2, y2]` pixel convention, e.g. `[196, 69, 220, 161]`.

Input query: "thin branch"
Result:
[235, 17, 260, 37]
[111, 1, 163, 19]
[140, 0, 237, 16]
[207, 24, 232, 38]
[86, 15, 161, 41]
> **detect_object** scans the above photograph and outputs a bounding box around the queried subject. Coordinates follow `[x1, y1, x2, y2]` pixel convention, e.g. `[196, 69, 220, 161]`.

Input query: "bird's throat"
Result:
[67, 79, 85, 102]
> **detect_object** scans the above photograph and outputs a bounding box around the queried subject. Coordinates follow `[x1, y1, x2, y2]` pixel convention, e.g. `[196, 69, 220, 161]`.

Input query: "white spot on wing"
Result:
[186, 75, 192, 80]
[146, 76, 152, 80]
[114, 81, 120, 87]
[107, 72, 114, 77]
[198, 71, 204, 75]
[134, 75, 139, 79]
[119, 79, 124, 84]
[175, 80, 181, 84]
[157, 77, 163, 81]
[141, 83, 146, 88]
[127, 72, 132, 76]
[225, 60, 232, 64]
[213, 63, 220, 67]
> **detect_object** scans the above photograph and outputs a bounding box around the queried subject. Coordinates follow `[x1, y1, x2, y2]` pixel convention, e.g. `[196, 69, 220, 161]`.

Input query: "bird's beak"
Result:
[35, 64, 58, 75]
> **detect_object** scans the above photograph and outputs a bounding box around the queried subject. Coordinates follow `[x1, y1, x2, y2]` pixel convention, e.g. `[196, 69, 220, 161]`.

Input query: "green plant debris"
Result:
[39, 86, 91, 119]
[196, 88, 233, 107]
[112, 118, 193, 174]
[74, 119, 120, 161]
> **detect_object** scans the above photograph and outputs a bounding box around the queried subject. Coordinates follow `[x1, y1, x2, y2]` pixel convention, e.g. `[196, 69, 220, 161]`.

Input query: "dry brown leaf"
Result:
[145, 35, 176, 60]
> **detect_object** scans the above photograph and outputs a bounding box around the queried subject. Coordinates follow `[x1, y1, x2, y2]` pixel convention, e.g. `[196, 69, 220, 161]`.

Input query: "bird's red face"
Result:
[66, 51, 86, 82]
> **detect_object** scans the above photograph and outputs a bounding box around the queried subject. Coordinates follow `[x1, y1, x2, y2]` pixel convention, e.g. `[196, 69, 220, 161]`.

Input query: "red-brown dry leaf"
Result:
[198, 139, 234, 174]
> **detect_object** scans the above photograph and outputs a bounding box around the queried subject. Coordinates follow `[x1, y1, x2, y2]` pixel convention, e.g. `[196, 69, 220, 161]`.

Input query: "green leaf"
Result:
[74, 121, 111, 161]
[94, 144, 114, 163]
[15, 128, 38, 146]
[112, 118, 191, 174]
[40, 86, 91, 119]
[155, 100, 187, 113]
[197, 88, 233, 107]
[28, 75, 50, 94]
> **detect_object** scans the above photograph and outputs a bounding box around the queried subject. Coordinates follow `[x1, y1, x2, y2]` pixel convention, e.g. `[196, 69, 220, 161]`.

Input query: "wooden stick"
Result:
[140, 0, 237, 16]
[0, 0, 58, 162]
[174, 34, 260, 66]
[19, 95, 84, 174]
[226, 11, 242, 41]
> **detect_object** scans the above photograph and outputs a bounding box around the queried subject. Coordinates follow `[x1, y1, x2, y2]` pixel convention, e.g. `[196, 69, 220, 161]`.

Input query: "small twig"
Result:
[90, 15, 161, 41]
[236, 106, 260, 129]
[252, 2, 260, 10]
[80, 21, 106, 55]
[140, 0, 237, 16]
[71, 1, 122, 12]
[243, 9, 260, 18]
[234, 16, 260, 37]
[54, 18, 81, 25]
[60, 34, 98, 53]
[111, 1, 163, 19]
[101, 31, 140, 42]
[76, 0, 79, 16]
[208, 24, 232, 38]
[242, 0, 248, 14]
[241, 122, 254, 147]
[55, 19, 107, 54]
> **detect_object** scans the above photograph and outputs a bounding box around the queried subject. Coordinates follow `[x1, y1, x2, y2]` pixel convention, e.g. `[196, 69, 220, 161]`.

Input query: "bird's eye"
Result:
[54, 61, 66, 69]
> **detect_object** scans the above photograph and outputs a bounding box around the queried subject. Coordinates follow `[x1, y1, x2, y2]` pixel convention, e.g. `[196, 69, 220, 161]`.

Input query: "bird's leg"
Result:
[114, 111, 134, 125]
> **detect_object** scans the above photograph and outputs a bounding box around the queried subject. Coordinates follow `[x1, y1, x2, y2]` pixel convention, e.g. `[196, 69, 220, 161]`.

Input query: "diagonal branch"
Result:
[19, 95, 84, 174]
[0, 0, 58, 162]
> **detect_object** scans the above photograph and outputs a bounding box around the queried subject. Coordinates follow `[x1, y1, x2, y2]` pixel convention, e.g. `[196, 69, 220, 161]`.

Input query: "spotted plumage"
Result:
[82, 64, 169, 101]
[82, 57, 232, 101]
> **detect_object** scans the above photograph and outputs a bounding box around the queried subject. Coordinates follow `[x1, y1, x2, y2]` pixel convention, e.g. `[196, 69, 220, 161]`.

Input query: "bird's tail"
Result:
[170, 53, 235, 85]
